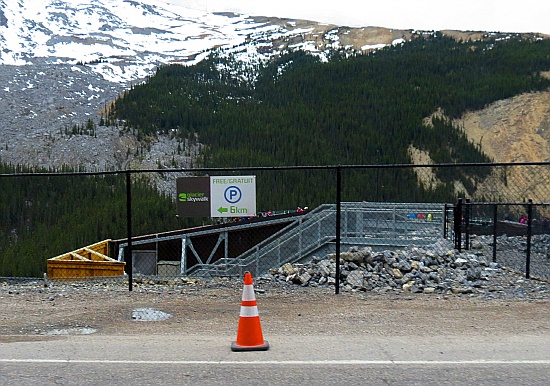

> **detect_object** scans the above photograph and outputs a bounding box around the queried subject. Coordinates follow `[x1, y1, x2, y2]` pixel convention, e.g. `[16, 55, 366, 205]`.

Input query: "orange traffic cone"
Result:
[231, 271, 269, 351]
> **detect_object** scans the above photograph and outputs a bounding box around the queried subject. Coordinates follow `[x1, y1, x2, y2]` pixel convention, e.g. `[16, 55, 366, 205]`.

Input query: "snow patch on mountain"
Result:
[0, 0, 279, 83]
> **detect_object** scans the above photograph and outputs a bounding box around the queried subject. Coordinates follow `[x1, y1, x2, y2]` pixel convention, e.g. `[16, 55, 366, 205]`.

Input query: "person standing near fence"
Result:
[520, 215, 527, 224]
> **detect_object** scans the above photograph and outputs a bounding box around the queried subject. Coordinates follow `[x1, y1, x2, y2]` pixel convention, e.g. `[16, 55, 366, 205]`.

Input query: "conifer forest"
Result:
[2, 34, 550, 276]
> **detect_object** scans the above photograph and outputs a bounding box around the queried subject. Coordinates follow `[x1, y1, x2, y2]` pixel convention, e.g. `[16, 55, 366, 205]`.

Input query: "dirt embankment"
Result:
[410, 77, 550, 202]
[457, 87, 550, 202]
[456, 89, 550, 163]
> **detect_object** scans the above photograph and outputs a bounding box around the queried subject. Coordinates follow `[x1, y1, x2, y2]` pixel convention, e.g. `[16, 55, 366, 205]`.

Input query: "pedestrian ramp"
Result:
[188, 202, 447, 277]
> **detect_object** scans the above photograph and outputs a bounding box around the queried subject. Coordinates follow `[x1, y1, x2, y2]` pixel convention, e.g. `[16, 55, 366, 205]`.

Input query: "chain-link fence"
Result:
[1, 162, 549, 288]
[454, 200, 550, 281]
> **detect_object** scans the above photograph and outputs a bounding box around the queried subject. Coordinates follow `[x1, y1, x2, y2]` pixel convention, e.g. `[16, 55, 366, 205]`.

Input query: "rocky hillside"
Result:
[457, 74, 550, 164]
[0, 4, 548, 202]
[409, 71, 550, 203]
[0, 17, 425, 176]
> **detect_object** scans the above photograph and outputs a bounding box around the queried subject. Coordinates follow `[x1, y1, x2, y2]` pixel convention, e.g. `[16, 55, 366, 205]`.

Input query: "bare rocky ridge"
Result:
[0, 62, 200, 172]
[458, 88, 550, 202]
[255, 16, 545, 51]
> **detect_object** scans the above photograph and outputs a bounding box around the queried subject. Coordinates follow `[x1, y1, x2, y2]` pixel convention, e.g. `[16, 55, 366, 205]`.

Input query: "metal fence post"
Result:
[126, 171, 133, 292]
[464, 198, 471, 250]
[255, 245, 260, 278]
[443, 204, 448, 239]
[454, 198, 463, 252]
[526, 199, 533, 279]
[492, 204, 498, 263]
[277, 243, 281, 268]
[181, 237, 187, 275]
[335, 166, 342, 295]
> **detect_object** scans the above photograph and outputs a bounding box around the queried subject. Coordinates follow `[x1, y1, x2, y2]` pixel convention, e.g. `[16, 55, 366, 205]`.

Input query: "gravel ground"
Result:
[0, 272, 548, 341]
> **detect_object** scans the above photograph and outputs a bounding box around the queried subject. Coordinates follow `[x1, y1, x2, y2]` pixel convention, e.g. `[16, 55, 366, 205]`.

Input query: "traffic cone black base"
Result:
[231, 340, 270, 352]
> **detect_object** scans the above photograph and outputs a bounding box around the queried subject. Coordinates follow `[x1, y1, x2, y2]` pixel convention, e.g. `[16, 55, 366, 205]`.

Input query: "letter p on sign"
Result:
[225, 186, 242, 203]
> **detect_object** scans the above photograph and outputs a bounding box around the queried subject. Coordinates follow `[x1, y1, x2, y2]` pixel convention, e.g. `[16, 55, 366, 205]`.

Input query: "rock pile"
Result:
[267, 239, 548, 297]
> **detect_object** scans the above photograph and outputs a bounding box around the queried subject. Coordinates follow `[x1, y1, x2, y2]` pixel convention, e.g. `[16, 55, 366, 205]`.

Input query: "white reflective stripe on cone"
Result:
[240, 305, 259, 317]
[242, 285, 256, 301]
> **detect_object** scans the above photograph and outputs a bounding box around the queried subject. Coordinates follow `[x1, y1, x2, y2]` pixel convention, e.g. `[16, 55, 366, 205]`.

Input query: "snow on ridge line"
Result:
[0, 0, 424, 84]
[0, 0, 272, 83]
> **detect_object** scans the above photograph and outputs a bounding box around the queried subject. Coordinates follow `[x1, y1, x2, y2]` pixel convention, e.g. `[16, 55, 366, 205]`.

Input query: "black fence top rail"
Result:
[2, 161, 550, 178]
[465, 201, 550, 206]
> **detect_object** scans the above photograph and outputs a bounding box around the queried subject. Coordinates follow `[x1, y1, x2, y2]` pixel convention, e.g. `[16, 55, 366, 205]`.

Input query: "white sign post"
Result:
[210, 176, 256, 217]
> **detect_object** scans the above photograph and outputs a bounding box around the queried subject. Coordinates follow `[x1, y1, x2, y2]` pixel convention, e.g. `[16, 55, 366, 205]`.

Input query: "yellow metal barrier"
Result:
[47, 240, 125, 280]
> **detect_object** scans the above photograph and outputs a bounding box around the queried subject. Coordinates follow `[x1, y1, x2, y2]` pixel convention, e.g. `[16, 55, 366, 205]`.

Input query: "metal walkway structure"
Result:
[115, 202, 448, 278]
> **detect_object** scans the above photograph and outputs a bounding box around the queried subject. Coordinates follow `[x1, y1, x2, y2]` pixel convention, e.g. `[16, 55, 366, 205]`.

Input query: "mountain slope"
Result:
[0, 0, 419, 174]
[0, 0, 549, 180]
[409, 71, 550, 203]
[458, 87, 550, 164]
[0, 0, 415, 82]
[110, 35, 550, 208]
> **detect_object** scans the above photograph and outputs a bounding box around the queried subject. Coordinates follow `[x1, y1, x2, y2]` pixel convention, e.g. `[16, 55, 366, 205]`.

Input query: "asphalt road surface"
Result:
[1, 334, 549, 385]
[1, 281, 549, 385]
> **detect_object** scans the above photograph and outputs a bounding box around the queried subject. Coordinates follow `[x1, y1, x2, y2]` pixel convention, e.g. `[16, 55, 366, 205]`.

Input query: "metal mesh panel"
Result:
[461, 202, 550, 281]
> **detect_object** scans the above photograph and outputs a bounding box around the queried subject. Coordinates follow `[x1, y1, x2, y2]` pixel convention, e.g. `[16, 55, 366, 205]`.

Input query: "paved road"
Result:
[1, 334, 549, 385]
